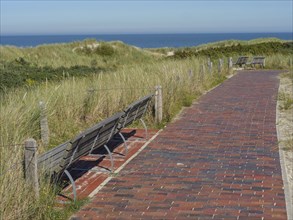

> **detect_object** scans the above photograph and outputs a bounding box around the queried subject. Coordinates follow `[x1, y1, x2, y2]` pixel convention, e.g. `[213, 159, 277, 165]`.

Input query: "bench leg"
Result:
[64, 170, 77, 202]
[140, 118, 148, 140]
[118, 132, 128, 156]
[57, 170, 77, 204]
[103, 144, 114, 172]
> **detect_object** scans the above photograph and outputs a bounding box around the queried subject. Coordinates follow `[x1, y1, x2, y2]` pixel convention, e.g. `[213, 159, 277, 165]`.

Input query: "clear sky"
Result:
[1, 0, 292, 35]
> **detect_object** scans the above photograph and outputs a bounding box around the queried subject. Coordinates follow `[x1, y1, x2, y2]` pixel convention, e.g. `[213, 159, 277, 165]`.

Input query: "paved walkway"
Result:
[71, 70, 287, 219]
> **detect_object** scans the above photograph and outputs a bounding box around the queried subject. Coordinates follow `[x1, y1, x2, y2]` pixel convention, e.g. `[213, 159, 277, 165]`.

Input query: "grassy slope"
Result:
[0, 40, 158, 91]
[0, 39, 155, 68]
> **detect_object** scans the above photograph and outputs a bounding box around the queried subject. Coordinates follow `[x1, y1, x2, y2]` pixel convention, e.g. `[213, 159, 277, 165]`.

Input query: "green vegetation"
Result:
[279, 91, 293, 110]
[279, 71, 293, 110]
[0, 38, 292, 220]
[283, 138, 293, 151]
[0, 59, 105, 91]
[172, 41, 293, 59]
[278, 71, 293, 152]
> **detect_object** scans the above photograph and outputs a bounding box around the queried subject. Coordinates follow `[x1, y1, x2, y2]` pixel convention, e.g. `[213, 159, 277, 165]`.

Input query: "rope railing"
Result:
[86, 86, 154, 92]
[0, 143, 24, 177]
[0, 143, 24, 148]
[0, 161, 23, 177]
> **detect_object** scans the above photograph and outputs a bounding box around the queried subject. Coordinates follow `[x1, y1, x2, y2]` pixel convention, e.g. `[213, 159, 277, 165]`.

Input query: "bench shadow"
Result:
[59, 129, 137, 186]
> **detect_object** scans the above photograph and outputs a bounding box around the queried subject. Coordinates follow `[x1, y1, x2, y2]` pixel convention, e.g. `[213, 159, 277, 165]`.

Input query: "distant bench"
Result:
[248, 56, 265, 68]
[233, 56, 265, 68]
[234, 56, 249, 67]
[37, 94, 154, 201]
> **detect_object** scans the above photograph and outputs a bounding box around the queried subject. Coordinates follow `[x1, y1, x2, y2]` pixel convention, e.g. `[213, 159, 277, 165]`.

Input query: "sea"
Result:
[0, 33, 292, 48]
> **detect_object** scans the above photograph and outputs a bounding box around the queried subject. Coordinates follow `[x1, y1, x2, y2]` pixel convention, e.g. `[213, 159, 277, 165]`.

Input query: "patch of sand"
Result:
[277, 73, 293, 219]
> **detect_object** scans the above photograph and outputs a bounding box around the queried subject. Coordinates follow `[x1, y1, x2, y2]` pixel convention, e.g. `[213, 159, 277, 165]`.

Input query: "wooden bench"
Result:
[37, 94, 154, 201]
[234, 56, 249, 67]
[248, 56, 265, 68]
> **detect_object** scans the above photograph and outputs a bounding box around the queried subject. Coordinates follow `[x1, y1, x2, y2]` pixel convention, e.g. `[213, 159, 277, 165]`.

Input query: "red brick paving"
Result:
[71, 70, 287, 219]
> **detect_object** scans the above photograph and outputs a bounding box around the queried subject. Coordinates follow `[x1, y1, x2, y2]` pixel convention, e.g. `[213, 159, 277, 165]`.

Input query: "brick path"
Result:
[71, 70, 287, 219]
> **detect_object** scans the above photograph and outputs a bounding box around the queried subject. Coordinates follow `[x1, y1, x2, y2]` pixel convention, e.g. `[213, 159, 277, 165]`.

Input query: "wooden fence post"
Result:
[39, 101, 49, 146]
[207, 58, 213, 74]
[155, 85, 163, 124]
[188, 69, 193, 78]
[209, 62, 213, 74]
[207, 58, 211, 72]
[228, 57, 233, 69]
[218, 58, 223, 74]
[200, 64, 205, 81]
[24, 138, 39, 198]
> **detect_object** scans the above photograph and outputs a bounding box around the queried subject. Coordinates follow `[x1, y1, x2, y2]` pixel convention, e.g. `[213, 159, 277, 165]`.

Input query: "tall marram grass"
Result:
[0, 57, 225, 220]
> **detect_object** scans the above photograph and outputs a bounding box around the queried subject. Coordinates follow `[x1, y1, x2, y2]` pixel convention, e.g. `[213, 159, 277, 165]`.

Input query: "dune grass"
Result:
[0, 40, 155, 69]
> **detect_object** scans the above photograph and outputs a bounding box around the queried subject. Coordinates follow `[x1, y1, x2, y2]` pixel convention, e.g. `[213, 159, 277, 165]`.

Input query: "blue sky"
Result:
[1, 1, 292, 35]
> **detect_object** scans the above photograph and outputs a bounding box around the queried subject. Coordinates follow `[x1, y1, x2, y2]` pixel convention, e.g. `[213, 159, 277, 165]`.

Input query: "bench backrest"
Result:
[38, 112, 124, 175]
[235, 56, 249, 65]
[118, 94, 153, 130]
[38, 141, 69, 174]
[59, 112, 124, 173]
[251, 56, 265, 65]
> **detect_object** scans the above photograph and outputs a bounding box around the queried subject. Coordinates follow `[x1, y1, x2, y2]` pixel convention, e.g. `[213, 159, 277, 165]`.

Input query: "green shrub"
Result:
[94, 43, 115, 56]
[0, 60, 106, 92]
[172, 41, 293, 59]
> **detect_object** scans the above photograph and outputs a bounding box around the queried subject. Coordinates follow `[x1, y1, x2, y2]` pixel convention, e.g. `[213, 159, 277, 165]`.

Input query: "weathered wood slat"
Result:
[38, 142, 70, 173]
[58, 112, 123, 171]
[39, 156, 63, 173]
[234, 56, 249, 67]
[38, 141, 69, 163]
[64, 121, 118, 156]
[124, 95, 152, 110]
[62, 131, 114, 163]
[70, 117, 119, 143]
[123, 107, 149, 127]
[120, 94, 153, 129]
[251, 56, 265, 64]
[60, 135, 113, 168]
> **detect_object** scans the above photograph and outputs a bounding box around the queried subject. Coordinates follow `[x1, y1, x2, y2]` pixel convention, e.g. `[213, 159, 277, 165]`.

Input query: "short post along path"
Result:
[71, 70, 287, 219]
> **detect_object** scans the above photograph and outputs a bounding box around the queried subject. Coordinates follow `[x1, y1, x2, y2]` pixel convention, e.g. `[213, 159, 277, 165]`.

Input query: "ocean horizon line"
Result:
[1, 32, 292, 37]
